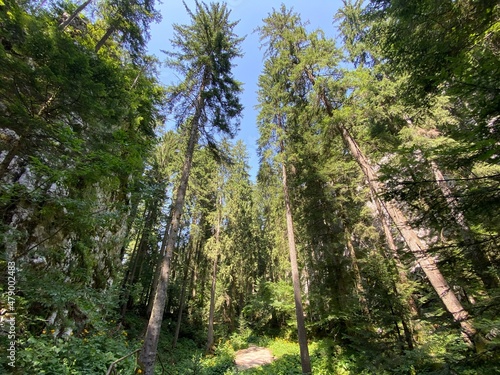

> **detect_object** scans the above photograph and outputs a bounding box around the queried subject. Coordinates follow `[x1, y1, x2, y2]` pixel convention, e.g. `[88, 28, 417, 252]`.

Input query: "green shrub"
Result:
[18, 332, 138, 374]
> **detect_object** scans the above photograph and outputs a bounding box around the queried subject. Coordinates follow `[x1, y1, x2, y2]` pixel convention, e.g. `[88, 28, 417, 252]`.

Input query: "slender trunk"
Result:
[401, 313, 414, 350]
[280, 142, 311, 374]
[0, 92, 57, 180]
[305, 68, 477, 345]
[95, 26, 115, 52]
[207, 196, 222, 352]
[228, 280, 236, 331]
[430, 161, 499, 289]
[389, 304, 405, 351]
[206, 254, 219, 352]
[120, 221, 144, 319]
[146, 217, 170, 317]
[139, 77, 205, 374]
[188, 237, 202, 317]
[376, 196, 411, 290]
[0, 140, 22, 180]
[172, 240, 194, 349]
[59, 0, 93, 30]
[161, 242, 184, 317]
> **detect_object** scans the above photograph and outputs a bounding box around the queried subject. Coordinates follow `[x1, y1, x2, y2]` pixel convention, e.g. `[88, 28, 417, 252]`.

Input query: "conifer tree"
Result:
[139, 2, 243, 373]
[257, 7, 322, 373]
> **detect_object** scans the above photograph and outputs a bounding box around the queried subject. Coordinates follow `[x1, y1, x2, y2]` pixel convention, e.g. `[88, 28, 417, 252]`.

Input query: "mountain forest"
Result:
[1, 0, 499, 374]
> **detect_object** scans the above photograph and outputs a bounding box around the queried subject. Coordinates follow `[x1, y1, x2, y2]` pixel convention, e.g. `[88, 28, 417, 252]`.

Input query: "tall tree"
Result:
[138, 2, 243, 373]
[257, 8, 319, 373]
[315, 76, 478, 344]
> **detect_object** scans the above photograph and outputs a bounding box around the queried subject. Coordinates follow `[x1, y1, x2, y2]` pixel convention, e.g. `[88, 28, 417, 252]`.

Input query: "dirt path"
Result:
[234, 345, 275, 370]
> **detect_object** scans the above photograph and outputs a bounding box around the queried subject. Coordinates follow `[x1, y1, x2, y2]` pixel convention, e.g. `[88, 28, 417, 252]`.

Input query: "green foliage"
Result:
[0, 1, 164, 373]
[18, 332, 137, 375]
[166, 1, 243, 140]
[226, 327, 256, 351]
[242, 281, 296, 334]
[1, 1, 499, 374]
[96, 0, 162, 60]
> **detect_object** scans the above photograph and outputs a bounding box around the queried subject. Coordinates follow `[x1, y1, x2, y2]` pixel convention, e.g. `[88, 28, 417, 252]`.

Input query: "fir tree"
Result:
[139, 2, 243, 373]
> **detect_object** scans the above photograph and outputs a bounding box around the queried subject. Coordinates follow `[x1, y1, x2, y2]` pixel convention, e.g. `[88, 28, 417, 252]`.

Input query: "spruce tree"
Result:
[138, 2, 243, 373]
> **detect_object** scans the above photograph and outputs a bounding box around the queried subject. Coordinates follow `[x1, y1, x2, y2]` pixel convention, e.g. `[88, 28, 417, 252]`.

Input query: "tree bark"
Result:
[188, 235, 203, 317]
[59, 0, 93, 30]
[0, 92, 57, 180]
[139, 74, 205, 374]
[369, 191, 417, 349]
[340, 125, 477, 344]
[146, 215, 171, 317]
[280, 142, 311, 374]
[206, 254, 219, 352]
[95, 26, 115, 53]
[120, 216, 144, 319]
[0, 139, 22, 180]
[345, 230, 371, 320]
[172, 237, 195, 349]
[207, 195, 222, 352]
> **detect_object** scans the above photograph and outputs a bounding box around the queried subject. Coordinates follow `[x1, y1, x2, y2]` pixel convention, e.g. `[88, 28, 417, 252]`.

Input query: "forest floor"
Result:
[234, 345, 275, 370]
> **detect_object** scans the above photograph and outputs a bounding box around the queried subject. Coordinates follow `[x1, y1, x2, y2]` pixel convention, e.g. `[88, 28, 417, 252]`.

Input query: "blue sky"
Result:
[147, 1, 343, 180]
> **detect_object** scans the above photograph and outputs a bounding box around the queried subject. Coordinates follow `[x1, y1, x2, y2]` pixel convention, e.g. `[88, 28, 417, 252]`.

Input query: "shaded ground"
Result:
[234, 345, 275, 370]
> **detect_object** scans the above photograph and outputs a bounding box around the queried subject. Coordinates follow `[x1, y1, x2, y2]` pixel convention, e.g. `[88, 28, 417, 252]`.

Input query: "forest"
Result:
[0, 0, 499, 374]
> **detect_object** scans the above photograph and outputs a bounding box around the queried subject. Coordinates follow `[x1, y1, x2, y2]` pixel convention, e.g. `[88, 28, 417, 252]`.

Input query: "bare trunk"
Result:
[188, 237, 202, 317]
[340, 126, 476, 344]
[372, 194, 417, 349]
[95, 26, 115, 53]
[139, 75, 205, 373]
[1, 93, 56, 180]
[281, 150, 311, 374]
[0, 140, 22, 180]
[146, 217, 170, 317]
[206, 254, 219, 352]
[172, 239, 194, 349]
[120, 223, 144, 319]
[59, 0, 93, 30]
[207, 194, 222, 352]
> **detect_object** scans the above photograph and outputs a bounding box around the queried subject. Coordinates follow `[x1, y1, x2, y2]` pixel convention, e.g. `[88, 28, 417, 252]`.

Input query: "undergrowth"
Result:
[9, 310, 499, 374]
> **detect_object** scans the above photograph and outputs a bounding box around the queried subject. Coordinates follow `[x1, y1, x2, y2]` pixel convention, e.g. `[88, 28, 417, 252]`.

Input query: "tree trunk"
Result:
[206, 254, 219, 352]
[0, 93, 56, 180]
[369, 190, 418, 349]
[139, 75, 205, 373]
[188, 236, 203, 317]
[146, 215, 171, 317]
[281, 148, 311, 374]
[95, 26, 115, 52]
[59, 0, 93, 30]
[0, 139, 22, 181]
[120, 222, 143, 319]
[340, 125, 476, 344]
[207, 196, 222, 353]
[305, 68, 477, 345]
[172, 238, 195, 349]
